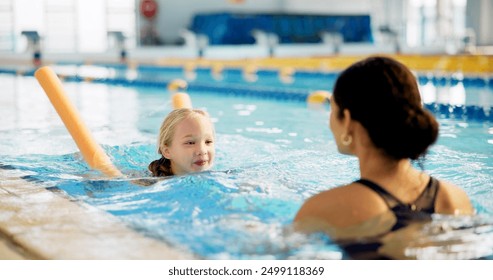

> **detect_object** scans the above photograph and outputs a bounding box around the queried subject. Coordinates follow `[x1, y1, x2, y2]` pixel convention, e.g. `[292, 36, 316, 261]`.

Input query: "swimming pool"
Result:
[0, 62, 492, 259]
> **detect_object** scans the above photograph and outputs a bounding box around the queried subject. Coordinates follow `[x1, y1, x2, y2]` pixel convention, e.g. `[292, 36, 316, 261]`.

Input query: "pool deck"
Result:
[0, 169, 194, 260]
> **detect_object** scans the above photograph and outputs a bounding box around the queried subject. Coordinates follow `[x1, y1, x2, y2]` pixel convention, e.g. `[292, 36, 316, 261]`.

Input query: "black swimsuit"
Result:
[356, 176, 439, 231]
[342, 177, 440, 259]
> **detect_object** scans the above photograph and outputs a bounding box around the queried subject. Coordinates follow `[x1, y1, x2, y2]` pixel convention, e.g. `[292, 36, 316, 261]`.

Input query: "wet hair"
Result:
[332, 56, 438, 160]
[148, 108, 213, 176]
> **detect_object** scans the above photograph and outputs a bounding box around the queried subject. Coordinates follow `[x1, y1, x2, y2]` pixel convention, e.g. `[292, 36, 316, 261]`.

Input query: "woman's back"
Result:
[294, 174, 473, 259]
[294, 171, 473, 236]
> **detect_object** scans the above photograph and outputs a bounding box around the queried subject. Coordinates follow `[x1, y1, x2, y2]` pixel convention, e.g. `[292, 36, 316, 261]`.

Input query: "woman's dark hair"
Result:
[148, 156, 173, 177]
[333, 56, 438, 160]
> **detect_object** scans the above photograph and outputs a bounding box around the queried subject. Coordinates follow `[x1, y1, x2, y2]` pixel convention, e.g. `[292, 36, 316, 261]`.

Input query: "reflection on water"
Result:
[381, 215, 493, 260]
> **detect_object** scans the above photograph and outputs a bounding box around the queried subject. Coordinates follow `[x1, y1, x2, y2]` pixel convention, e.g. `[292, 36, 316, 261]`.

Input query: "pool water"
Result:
[0, 67, 492, 259]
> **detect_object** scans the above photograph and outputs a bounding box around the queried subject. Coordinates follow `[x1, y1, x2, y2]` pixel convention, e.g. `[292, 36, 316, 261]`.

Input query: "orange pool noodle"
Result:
[34, 66, 122, 178]
[172, 92, 193, 109]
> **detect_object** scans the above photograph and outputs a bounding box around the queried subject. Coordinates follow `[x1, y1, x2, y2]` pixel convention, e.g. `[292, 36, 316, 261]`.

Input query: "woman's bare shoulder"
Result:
[294, 182, 389, 228]
[435, 179, 474, 215]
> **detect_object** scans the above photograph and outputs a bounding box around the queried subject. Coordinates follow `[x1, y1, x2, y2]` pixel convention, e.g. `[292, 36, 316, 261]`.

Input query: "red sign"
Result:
[140, 0, 158, 19]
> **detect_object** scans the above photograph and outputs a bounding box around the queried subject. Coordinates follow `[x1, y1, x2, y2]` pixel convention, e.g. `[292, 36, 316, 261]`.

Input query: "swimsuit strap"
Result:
[410, 176, 439, 213]
[355, 177, 439, 213]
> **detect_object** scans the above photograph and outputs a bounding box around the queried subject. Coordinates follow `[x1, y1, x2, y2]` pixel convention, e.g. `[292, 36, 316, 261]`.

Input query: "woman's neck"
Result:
[351, 122, 422, 185]
[357, 149, 429, 201]
[358, 149, 413, 181]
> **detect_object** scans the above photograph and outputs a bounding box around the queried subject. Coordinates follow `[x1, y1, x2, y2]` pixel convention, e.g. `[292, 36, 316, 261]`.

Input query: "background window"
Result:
[0, 0, 135, 53]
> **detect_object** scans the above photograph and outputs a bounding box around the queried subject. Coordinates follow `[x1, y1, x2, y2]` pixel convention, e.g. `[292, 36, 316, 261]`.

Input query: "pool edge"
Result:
[0, 170, 195, 260]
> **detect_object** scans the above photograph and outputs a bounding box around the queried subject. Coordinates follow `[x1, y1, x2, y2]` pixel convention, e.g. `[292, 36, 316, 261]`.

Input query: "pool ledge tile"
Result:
[0, 171, 195, 259]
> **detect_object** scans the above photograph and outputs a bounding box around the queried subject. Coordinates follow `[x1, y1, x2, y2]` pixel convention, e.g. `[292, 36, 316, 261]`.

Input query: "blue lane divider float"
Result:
[424, 103, 491, 121]
[3, 65, 492, 122]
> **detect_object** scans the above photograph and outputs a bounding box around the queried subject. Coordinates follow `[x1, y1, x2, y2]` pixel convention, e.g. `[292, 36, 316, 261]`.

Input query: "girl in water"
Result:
[148, 108, 215, 177]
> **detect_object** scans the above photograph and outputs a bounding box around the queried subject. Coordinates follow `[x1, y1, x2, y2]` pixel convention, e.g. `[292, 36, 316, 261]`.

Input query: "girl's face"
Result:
[163, 116, 215, 175]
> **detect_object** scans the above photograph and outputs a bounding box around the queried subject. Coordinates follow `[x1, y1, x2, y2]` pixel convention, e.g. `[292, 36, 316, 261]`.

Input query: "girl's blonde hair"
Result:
[148, 108, 213, 176]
